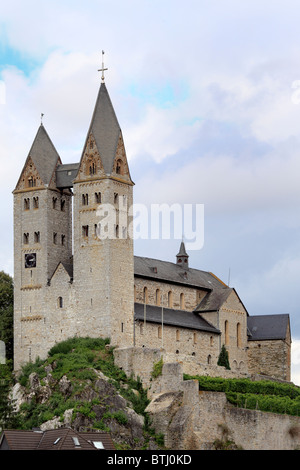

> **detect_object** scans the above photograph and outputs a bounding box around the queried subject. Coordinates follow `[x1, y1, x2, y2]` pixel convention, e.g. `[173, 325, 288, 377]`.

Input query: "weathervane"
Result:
[41, 113, 44, 125]
[98, 50, 108, 82]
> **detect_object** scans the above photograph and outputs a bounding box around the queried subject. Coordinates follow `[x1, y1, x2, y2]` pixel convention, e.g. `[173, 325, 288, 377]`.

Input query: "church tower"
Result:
[72, 79, 135, 347]
[13, 124, 72, 367]
[13, 64, 135, 370]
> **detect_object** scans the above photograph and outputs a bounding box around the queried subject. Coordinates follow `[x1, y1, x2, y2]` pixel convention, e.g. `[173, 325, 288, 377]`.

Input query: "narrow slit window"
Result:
[82, 225, 89, 237]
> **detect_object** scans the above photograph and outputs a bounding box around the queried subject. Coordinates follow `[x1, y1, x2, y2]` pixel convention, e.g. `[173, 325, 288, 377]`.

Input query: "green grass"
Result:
[15, 337, 151, 433]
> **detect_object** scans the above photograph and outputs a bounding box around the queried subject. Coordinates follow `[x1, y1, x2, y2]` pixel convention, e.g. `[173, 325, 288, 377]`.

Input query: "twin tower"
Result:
[13, 81, 135, 369]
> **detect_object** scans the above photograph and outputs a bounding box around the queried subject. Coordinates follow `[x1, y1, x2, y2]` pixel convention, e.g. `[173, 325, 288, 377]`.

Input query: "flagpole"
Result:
[161, 294, 164, 349]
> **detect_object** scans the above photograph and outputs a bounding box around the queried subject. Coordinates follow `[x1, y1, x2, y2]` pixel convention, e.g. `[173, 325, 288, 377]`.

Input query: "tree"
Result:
[217, 344, 231, 370]
[0, 361, 20, 430]
[0, 271, 13, 363]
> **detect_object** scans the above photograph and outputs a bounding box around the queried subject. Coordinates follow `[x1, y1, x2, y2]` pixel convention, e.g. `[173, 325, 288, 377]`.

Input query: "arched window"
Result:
[237, 322, 241, 347]
[193, 332, 197, 344]
[176, 330, 180, 341]
[95, 192, 101, 203]
[225, 320, 229, 345]
[28, 176, 36, 187]
[116, 159, 124, 175]
[156, 289, 161, 306]
[143, 287, 148, 304]
[180, 293, 185, 309]
[158, 326, 162, 339]
[207, 354, 212, 365]
[82, 194, 88, 206]
[58, 297, 63, 308]
[210, 336, 213, 346]
[89, 162, 96, 175]
[168, 291, 173, 308]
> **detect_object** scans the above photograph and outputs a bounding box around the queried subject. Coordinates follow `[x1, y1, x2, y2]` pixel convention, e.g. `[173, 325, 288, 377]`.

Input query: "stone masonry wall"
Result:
[248, 338, 291, 381]
[144, 359, 300, 450]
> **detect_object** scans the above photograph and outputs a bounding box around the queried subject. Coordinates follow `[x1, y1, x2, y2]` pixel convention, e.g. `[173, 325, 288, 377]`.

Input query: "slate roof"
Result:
[247, 314, 290, 341]
[194, 288, 233, 313]
[134, 302, 220, 334]
[56, 163, 79, 189]
[177, 241, 188, 257]
[79, 82, 129, 177]
[0, 428, 115, 450]
[15, 124, 61, 189]
[134, 255, 226, 290]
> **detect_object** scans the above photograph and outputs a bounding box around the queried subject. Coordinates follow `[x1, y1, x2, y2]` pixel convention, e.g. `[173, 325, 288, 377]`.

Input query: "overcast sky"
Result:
[1, 0, 300, 384]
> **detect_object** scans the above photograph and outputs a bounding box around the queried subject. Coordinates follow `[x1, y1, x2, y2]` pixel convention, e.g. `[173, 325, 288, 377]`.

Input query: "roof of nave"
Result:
[134, 255, 227, 291]
[247, 314, 290, 341]
[134, 302, 220, 334]
[56, 162, 79, 189]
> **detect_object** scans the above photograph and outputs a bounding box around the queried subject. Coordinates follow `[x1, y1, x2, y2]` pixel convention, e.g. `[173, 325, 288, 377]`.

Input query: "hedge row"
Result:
[226, 392, 300, 416]
[184, 374, 300, 399]
[183, 374, 300, 416]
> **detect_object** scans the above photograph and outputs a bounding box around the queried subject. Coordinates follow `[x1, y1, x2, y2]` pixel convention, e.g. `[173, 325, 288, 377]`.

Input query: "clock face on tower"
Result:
[25, 253, 36, 268]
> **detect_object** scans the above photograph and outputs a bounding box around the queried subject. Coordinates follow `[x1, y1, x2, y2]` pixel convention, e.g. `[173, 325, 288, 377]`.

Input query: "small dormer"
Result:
[176, 241, 189, 268]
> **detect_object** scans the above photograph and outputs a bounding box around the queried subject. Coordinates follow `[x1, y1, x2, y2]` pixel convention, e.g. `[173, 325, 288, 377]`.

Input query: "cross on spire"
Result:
[98, 50, 108, 82]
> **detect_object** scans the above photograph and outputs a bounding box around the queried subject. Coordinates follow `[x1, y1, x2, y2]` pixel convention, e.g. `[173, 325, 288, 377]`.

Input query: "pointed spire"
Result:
[82, 82, 121, 176]
[77, 81, 133, 184]
[27, 124, 61, 185]
[14, 124, 61, 192]
[176, 241, 189, 268]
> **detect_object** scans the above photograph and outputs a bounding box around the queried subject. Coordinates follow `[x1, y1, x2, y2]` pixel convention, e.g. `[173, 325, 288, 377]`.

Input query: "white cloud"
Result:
[1, 0, 300, 346]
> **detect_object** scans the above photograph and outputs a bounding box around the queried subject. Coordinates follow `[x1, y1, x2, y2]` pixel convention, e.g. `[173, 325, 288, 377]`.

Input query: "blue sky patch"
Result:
[128, 80, 189, 108]
[0, 40, 41, 77]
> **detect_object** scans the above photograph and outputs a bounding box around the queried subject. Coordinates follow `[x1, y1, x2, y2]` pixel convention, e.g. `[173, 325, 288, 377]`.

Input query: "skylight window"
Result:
[72, 437, 80, 446]
[93, 441, 104, 449]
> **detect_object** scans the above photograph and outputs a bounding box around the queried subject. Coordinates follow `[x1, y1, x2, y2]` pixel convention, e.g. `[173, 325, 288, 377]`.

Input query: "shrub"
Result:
[217, 345, 230, 370]
[151, 357, 163, 379]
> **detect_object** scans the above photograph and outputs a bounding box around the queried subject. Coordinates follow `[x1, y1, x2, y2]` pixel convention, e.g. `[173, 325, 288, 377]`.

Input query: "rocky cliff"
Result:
[8, 337, 163, 450]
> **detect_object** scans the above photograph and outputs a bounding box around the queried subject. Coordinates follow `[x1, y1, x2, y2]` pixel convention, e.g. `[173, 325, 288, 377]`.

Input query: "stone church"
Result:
[13, 74, 291, 381]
